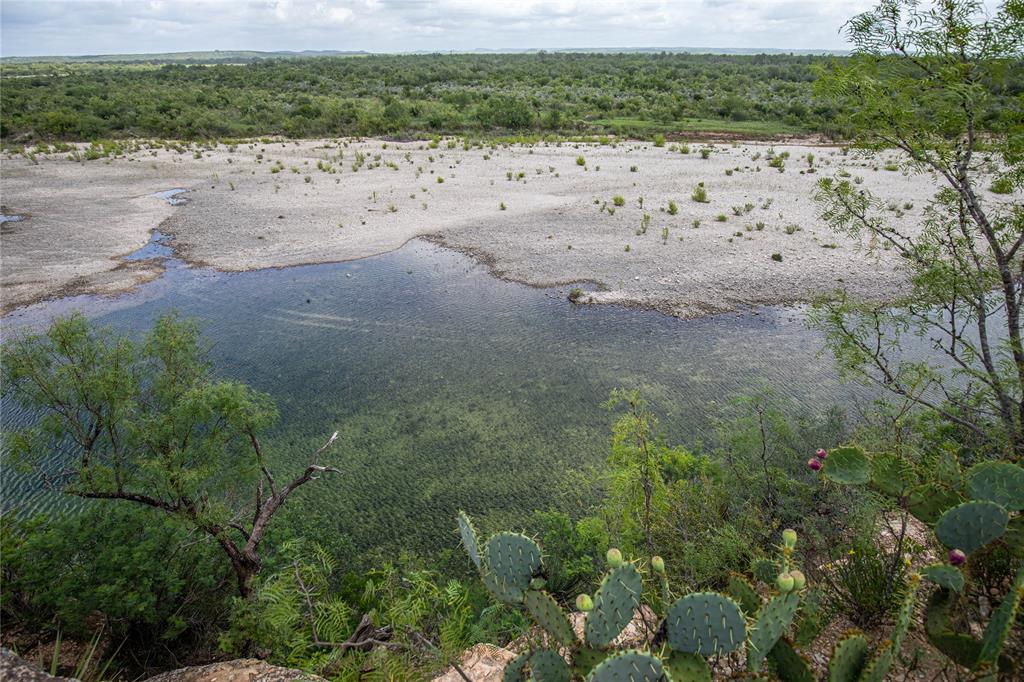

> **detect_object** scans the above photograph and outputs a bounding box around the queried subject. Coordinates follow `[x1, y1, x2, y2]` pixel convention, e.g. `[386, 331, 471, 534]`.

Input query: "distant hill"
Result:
[0, 50, 370, 64]
[1, 46, 847, 64]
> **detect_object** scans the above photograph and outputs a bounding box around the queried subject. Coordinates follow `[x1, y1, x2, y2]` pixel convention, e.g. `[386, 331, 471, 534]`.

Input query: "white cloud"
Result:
[0, 0, 1007, 56]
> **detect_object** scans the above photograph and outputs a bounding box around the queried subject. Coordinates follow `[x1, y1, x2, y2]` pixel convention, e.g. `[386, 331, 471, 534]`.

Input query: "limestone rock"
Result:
[142, 659, 326, 682]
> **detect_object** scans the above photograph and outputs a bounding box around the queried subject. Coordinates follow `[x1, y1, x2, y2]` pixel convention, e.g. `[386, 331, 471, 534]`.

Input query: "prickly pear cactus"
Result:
[587, 650, 664, 682]
[572, 647, 609, 679]
[528, 649, 571, 682]
[906, 483, 961, 524]
[827, 632, 868, 682]
[665, 592, 746, 657]
[458, 511, 481, 570]
[727, 574, 761, 617]
[921, 564, 964, 592]
[747, 592, 800, 671]
[663, 651, 710, 682]
[821, 446, 871, 484]
[504, 651, 530, 682]
[934, 501, 1009, 555]
[975, 563, 1024, 676]
[524, 589, 576, 646]
[868, 452, 917, 497]
[858, 578, 919, 682]
[584, 563, 643, 648]
[766, 638, 813, 682]
[967, 461, 1024, 511]
[751, 557, 780, 585]
[483, 532, 542, 604]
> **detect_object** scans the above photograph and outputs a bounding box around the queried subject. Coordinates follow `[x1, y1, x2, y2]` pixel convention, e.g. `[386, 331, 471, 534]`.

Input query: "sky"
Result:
[0, 0, 1006, 57]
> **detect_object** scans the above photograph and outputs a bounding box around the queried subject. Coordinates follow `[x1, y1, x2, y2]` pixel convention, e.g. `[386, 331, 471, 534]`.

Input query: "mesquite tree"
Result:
[812, 0, 1024, 456]
[2, 312, 340, 597]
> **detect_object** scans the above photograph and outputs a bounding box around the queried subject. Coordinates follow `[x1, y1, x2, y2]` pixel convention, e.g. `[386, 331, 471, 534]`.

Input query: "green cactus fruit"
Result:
[483, 532, 542, 604]
[664, 651, 711, 682]
[827, 632, 868, 682]
[666, 592, 746, 657]
[906, 483, 962, 524]
[767, 638, 814, 682]
[934, 501, 1009, 555]
[858, 578, 918, 682]
[869, 452, 918, 497]
[822, 445, 871, 484]
[528, 650, 571, 682]
[524, 589, 576, 646]
[531, 577, 547, 590]
[751, 557, 780, 584]
[967, 461, 1024, 511]
[776, 573, 795, 593]
[587, 650, 664, 682]
[572, 648, 609, 679]
[782, 528, 797, 549]
[976, 563, 1023, 675]
[458, 511, 481, 570]
[921, 564, 964, 592]
[577, 594, 594, 611]
[584, 563, 642, 648]
[652, 555, 665, 574]
[606, 548, 624, 568]
[504, 651, 530, 682]
[789, 570, 806, 591]
[747, 592, 800, 671]
[726, 574, 761, 617]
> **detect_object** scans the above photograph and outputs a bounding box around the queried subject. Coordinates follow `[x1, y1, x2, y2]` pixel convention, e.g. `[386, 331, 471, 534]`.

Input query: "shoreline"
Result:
[2, 135, 1005, 319]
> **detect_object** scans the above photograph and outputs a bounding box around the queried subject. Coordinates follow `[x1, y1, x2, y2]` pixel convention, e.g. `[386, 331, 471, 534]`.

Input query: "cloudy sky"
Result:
[0, 0, 1006, 57]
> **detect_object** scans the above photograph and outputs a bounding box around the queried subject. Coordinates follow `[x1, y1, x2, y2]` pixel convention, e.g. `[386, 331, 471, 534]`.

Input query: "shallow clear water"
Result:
[1, 239, 865, 556]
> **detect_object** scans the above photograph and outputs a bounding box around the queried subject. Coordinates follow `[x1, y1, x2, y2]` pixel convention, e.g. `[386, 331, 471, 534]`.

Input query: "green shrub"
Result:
[691, 182, 709, 203]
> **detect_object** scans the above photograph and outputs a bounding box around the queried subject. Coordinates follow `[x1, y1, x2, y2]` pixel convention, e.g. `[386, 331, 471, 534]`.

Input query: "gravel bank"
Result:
[1, 137, 993, 317]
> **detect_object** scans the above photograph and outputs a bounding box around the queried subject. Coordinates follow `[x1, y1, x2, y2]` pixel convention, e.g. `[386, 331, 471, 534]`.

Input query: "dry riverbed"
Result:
[0, 137, 993, 317]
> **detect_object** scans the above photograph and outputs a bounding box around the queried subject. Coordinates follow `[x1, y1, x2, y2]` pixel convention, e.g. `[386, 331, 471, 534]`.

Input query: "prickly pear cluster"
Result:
[810, 448, 1023, 678]
[457, 514, 854, 681]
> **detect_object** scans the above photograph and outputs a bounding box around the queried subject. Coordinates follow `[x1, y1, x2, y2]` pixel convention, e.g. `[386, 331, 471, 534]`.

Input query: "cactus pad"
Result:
[504, 652, 530, 682]
[458, 511, 481, 570]
[906, 483, 961, 524]
[587, 650, 665, 682]
[921, 564, 964, 592]
[483, 532, 542, 604]
[934, 501, 1008, 554]
[976, 563, 1023, 674]
[1004, 515, 1024, 554]
[967, 461, 1024, 511]
[869, 452, 917, 496]
[827, 632, 867, 682]
[584, 563, 642, 648]
[727, 574, 761, 616]
[751, 557, 780, 584]
[572, 648, 609, 679]
[859, 579, 918, 682]
[524, 589, 576, 646]
[527, 650, 571, 682]
[663, 651, 710, 682]
[822, 446, 870, 484]
[766, 638, 813, 682]
[665, 592, 745, 657]
[747, 592, 800, 671]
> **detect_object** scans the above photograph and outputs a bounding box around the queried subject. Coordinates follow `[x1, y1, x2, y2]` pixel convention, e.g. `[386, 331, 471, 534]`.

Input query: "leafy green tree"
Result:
[2, 313, 341, 597]
[601, 389, 680, 561]
[812, 0, 1024, 456]
[1, 505, 228, 659]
